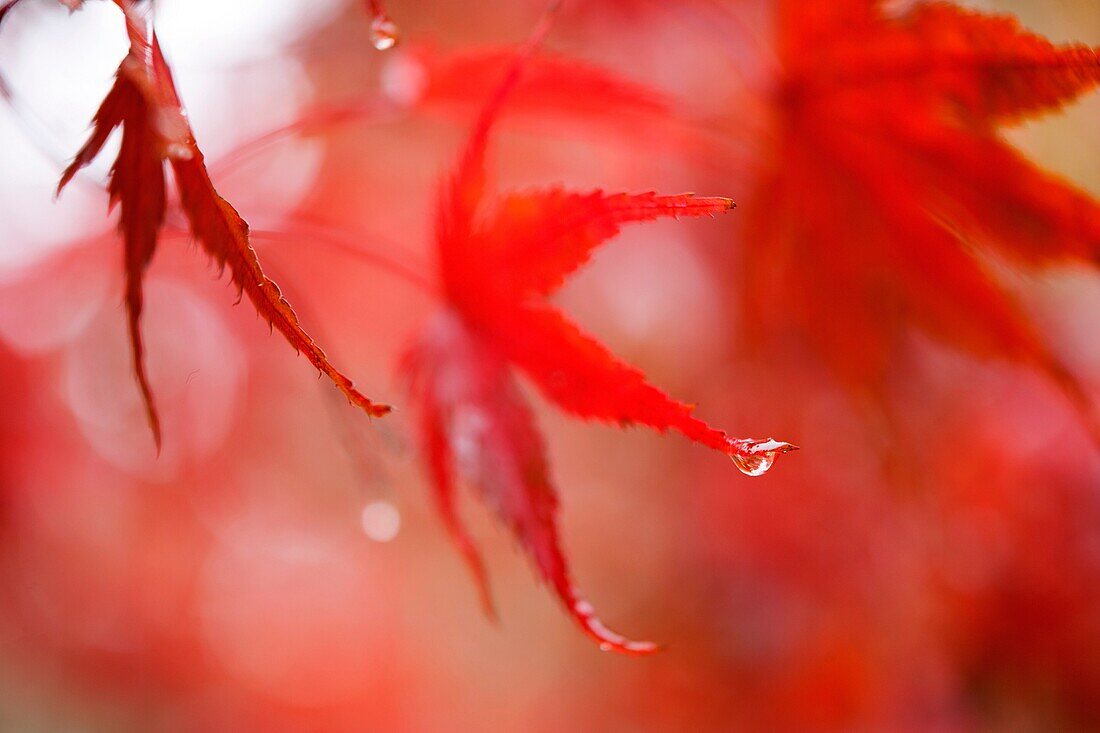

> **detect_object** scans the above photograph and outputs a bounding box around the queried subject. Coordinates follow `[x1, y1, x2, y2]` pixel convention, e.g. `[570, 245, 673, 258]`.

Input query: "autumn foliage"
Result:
[743, 1, 1100, 425]
[0, 0, 1098, 730]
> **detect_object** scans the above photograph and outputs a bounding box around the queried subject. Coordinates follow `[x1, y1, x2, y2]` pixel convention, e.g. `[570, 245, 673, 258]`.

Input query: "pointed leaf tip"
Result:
[58, 2, 390, 450]
[567, 591, 659, 656]
[418, 5, 746, 654]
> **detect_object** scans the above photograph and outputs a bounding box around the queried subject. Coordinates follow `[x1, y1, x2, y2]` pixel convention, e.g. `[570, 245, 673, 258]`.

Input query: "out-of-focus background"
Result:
[0, 0, 1097, 730]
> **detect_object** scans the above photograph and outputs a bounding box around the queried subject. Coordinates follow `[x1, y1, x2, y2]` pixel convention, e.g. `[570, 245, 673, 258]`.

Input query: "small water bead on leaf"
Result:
[369, 14, 399, 51]
[166, 142, 193, 161]
[727, 438, 798, 477]
[403, 8, 759, 655]
[363, 0, 399, 50]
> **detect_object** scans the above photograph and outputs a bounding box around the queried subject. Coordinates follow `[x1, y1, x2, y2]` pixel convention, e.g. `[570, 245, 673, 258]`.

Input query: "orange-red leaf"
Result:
[406, 44, 670, 124]
[57, 46, 167, 448]
[56, 0, 388, 446]
[408, 10, 792, 654]
[405, 311, 658, 655]
[481, 303, 738, 452]
[741, 0, 1100, 429]
[887, 4, 1099, 124]
[170, 149, 389, 419]
[464, 189, 733, 300]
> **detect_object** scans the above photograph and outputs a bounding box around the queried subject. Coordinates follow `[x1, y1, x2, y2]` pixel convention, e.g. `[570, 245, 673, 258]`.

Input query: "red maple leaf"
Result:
[49, 0, 389, 449]
[738, 1, 1100, 432]
[403, 13, 794, 655]
[398, 43, 670, 123]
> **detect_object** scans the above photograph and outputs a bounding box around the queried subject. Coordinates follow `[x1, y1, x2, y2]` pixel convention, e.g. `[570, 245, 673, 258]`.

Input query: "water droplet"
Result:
[599, 642, 613, 652]
[728, 438, 798, 477]
[370, 15, 400, 51]
[166, 142, 194, 161]
[361, 500, 401, 542]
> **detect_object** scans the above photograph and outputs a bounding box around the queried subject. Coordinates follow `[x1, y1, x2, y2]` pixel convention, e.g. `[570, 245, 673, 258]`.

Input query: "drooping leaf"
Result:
[59, 67, 165, 447]
[55, 0, 388, 448]
[406, 9, 793, 654]
[169, 144, 389, 421]
[406, 311, 661, 654]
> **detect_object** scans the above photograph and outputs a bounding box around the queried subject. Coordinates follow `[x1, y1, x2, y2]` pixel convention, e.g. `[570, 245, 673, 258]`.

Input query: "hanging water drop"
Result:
[369, 14, 400, 51]
[361, 500, 401, 542]
[728, 438, 798, 476]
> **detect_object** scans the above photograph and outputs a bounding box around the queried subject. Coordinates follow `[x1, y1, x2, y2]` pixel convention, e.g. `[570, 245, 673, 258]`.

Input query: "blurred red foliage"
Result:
[0, 0, 1097, 730]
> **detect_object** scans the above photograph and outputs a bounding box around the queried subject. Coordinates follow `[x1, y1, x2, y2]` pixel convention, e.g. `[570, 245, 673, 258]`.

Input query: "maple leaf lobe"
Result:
[54, 1, 389, 445]
[744, 0, 1100, 433]
[410, 8, 785, 655]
